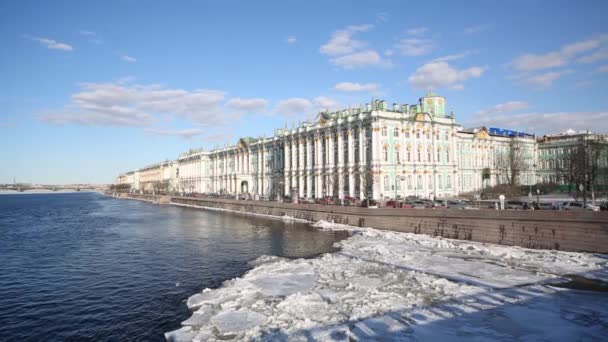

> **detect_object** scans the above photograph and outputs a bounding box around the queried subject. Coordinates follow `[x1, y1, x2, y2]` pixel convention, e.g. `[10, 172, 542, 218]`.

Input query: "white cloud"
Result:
[470, 111, 608, 134]
[314, 96, 340, 111]
[121, 55, 136, 62]
[144, 128, 204, 138]
[406, 27, 428, 36]
[330, 50, 388, 69]
[225, 97, 268, 112]
[275, 98, 312, 116]
[432, 50, 476, 62]
[408, 61, 486, 90]
[475, 101, 529, 117]
[595, 65, 608, 73]
[577, 48, 608, 64]
[334, 82, 379, 92]
[319, 24, 373, 56]
[395, 38, 435, 56]
[464, 25, 488, 34]
[27, 36, 73, 51]
[509, 36, 607, 72]
[514, 70, 573, 88]
[40, 81, 230, 126]
[79, 30, 102, 44]
[286, 36, 296, 44]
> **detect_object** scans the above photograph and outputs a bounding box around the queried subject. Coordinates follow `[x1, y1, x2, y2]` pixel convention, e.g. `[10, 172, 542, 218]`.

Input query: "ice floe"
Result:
[165, 220, 608, 341]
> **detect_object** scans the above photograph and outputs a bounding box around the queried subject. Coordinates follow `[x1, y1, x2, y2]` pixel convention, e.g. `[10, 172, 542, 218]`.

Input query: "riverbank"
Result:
[114, 193, 608, 253]
[165, 219, 608, 341]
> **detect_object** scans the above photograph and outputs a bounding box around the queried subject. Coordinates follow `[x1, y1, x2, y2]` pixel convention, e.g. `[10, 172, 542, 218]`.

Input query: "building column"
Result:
[337, 128, 345, 199]
[327, 130, 334, 197]
[306, 135, 313, 198]
[284, 140, 291, 196]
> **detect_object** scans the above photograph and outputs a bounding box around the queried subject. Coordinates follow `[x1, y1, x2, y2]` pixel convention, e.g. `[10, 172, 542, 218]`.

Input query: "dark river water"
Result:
[0, 192, 348, 341]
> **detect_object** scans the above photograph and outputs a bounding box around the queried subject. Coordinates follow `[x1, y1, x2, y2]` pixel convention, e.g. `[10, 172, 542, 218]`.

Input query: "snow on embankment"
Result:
[166, 220, 608, 341]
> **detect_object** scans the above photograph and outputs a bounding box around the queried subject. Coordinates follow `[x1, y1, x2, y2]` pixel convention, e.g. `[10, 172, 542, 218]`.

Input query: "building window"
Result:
[437, 149, 441, 162]
[382, 127, 387, 136]
[438, 175, 443, 189]
[395, 148, 400, 163]
[384, 175, 390, 190]
[407, 148, 411, 162]
[383, 146, 389, 161]
[416, 131, 420, 139]
[446, 149, 450, 163]
[417, 148, 421, 162]
[427, 149, 431, 162]
[407, 175, 412, 189]
[405, 131, 410, 138]
[447, 175, 451, 189]
[394, 127, 399, 137]
[417, 175, 422, 189]
[428, 175, 433, 189]
[396, 177, 402, 190]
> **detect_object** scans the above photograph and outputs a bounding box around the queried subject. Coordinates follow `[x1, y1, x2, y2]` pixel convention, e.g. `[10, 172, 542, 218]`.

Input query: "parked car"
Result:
[585, 204, 600, 212]
[506, 201, 525, 210]
[407, 200, 430, 209]
[361, 199, 378, 208]
[536, 202, 556, 210]
[601, 201, 608, 211]
[561, 202, 585, 210]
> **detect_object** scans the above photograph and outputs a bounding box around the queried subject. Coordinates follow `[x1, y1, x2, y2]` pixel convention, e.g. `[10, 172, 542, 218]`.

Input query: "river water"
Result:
[0, 192, 348, 341]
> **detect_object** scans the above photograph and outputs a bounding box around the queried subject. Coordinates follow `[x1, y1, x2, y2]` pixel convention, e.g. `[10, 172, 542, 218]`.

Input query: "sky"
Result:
[1, 0, 607, 184]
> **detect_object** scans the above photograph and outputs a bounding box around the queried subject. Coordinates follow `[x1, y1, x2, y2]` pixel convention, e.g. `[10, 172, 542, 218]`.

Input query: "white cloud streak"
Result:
[334, 82, 379, 92]
[475, 101, 529, 117]
[27, 35, 73, 51]
[39, 81, 230, 127]
[144, 128, 204, 138]
[408, 61, 486, 90]
[395, 38, 435, 56]
[225, 97, 268, 112]
[319, 24, 373, 56]
[121, 55, 136, 62]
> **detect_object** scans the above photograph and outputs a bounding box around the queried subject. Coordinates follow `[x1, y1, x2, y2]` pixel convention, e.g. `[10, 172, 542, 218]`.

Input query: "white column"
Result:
[306, 135, 313, 198]
[337, 128, 345, 199]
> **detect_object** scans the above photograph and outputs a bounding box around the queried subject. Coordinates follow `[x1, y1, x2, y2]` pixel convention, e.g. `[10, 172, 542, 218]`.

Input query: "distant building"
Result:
[116, 93, 607, 199]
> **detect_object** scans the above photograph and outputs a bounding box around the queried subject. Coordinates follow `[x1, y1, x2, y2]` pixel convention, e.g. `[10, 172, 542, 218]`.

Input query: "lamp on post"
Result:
[536, 188, 540, 205]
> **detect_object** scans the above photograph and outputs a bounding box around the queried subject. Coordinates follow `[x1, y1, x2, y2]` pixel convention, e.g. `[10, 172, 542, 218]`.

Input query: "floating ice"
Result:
[167, 219, 608, 341]
[210, 308, 266, 335]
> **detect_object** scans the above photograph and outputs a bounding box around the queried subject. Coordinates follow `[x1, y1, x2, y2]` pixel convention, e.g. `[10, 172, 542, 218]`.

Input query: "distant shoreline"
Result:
[0, 190, 98, 195]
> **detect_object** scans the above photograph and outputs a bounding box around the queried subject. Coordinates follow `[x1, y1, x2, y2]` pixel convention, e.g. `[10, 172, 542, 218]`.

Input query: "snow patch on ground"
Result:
[166, 220, 608, 341]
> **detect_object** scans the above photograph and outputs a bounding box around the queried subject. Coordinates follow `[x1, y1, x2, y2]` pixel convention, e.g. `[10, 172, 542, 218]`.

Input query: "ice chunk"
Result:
[210, 308, 267, 334]
[164, 326, 197, 342]
[249, 264, 317, 297]
[181, 306, 213, 327]
[186, 291, 239, 309]
[352, 315, 409, 339]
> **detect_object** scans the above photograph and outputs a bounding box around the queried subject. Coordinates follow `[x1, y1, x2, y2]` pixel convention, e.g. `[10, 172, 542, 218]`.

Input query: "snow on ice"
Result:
[166, 220, 608, 341]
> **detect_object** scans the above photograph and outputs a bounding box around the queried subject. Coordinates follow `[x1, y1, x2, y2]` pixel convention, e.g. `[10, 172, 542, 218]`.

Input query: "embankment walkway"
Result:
[114, 193, 608, 254]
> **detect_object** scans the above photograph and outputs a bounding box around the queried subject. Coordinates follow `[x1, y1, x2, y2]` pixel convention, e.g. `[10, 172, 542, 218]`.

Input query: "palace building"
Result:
[115, 93, 606, 200]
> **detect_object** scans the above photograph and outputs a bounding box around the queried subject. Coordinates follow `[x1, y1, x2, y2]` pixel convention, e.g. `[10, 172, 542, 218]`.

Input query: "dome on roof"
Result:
[425, 91, 439, 97]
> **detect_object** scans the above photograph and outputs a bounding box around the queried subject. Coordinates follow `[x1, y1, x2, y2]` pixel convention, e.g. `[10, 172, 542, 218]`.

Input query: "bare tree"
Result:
[495, 138, 525, 187]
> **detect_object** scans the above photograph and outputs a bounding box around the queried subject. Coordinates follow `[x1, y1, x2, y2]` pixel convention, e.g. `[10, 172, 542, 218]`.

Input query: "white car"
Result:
[585, 204, 600, 212]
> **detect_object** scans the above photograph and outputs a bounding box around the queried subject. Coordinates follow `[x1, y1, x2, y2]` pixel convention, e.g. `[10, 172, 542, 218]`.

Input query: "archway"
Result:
[241, 180, 249, 194]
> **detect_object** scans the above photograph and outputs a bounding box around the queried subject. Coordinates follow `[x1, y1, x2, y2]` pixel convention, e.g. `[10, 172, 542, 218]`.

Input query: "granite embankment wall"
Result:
[118, 193, 608, 253]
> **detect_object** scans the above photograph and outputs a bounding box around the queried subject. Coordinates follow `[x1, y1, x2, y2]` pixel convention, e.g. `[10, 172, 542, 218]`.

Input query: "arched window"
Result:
[407, 175, 412, 189]
[395, 147, 401, 163]
[446, 149, 450, 163]
[427, 148, 431, 162]
[417, 148, 421, 162]
[407, 148, 411, 162]
[384, 175, 390, 190]
[428, 175, 433, 189]
[437, 149, 441, 162]
[447, 175, 451, 189]
[383, 146, 389, 161]
[382, 127, 387, 136]
[438, 175, 443, 189]
[416, 130, 420, 139]
[405, 130, 410, 138]
[396, 177, 401, 190]
[417, 175, 422, 188]
[394, 127, 399, 137]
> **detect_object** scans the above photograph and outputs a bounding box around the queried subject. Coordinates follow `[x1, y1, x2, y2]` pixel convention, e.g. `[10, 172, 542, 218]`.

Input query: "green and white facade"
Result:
[116, 93, 605, 199]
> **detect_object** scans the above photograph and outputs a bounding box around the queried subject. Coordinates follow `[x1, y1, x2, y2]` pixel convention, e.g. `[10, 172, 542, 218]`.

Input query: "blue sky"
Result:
[1, 0, 607, 184]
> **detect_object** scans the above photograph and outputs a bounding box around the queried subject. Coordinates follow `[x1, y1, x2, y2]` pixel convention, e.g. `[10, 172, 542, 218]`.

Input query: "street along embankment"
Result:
[120, 193, 608, 253]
